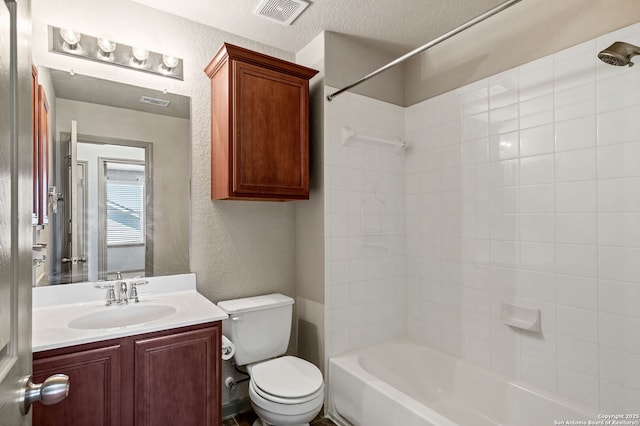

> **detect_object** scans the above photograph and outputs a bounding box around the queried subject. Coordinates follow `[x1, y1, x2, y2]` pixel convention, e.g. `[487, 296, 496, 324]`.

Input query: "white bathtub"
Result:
[328, 340, 599, 426]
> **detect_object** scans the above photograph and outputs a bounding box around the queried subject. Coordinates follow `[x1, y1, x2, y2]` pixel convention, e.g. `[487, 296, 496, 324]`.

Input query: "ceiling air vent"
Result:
[139, 95, 171, 107]
[254, 0, 310, 26]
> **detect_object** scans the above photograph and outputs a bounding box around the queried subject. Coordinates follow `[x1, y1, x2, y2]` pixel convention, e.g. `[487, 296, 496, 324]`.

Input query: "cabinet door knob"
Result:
[20, 374, 70, 414]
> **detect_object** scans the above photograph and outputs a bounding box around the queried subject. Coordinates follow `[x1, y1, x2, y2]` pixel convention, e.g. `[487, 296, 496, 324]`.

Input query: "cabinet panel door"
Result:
[31, 65, 39, 223]
[33, 345, 122, 426]
[232, 60, 309, 198]
[36, 84, 49, 225]
[134, 326, 220, 426]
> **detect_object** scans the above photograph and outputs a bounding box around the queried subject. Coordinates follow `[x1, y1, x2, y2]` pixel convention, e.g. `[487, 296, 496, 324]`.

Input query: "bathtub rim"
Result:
[326, 338, 601, 425]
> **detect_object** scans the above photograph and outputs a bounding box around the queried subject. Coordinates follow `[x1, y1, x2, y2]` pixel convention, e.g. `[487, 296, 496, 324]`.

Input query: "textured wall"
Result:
[325, 32, 405, 106]
[295, 33, 326, 306]
[295, 33, 326, 372]
[32, 0, 306, 410]
[32, 0, 298, 305]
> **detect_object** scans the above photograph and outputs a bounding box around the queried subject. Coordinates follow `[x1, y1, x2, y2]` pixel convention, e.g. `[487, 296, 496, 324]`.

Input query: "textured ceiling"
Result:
[129, 0, 507, 54]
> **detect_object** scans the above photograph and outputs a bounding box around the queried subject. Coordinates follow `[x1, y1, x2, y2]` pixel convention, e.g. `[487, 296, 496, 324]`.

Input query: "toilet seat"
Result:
[249, 380, 324, 417]
[250, 356, 323, 402]
[251, 379, 324, 405]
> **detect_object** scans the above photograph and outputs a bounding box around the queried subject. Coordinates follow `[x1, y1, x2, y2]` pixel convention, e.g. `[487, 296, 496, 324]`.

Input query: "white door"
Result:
[67, 120, 87, 281]
[0, 1, 67, 423]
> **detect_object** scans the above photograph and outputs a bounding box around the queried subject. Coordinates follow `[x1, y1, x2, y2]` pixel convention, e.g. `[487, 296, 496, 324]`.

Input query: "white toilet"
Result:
[217, 293, 324, 426]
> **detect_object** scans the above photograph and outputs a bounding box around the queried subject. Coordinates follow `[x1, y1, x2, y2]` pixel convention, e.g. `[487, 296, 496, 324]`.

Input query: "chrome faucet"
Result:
[96, 274, 149, 306]
[96, 272, 128, 306]
[118, 281, 128, 305]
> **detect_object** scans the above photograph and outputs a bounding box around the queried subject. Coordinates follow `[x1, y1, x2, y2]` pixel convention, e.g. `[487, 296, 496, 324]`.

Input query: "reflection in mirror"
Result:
[33, 67, 191, 286]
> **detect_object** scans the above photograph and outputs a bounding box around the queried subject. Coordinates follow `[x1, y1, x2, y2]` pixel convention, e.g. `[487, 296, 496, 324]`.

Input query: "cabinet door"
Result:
[31, 65, 39, 223]
[232, 60, 309, 199]
[37, 84, 49, 225]
[134, 326, 220, 426]
[33, 345, 122, 426]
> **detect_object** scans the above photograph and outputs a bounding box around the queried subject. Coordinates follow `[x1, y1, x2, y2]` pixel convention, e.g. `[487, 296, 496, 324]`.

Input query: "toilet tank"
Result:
[217, 293, 294, 366]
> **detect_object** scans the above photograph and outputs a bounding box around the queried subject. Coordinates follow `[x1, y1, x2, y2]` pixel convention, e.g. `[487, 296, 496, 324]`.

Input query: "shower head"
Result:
[598, 41, 640, 67]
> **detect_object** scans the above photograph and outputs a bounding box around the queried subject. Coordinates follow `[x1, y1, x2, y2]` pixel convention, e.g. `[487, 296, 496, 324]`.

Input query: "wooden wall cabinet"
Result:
[204, 43, 318, 201]
[31, 65, 49, 225]
[33, 322, 221, 426]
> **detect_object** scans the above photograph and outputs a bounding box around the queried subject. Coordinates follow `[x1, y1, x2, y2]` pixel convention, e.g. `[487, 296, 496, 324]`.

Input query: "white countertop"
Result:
[32, 273, 228, 352]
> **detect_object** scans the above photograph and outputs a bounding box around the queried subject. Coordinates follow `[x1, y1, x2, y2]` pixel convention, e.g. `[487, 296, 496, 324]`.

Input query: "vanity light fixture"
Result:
[162, 54, 179, 71]
[48, 25, 184, 80]
[97, 36, 116, 60]
[132, 46, 149, 64]
[59, 28, 81, 51]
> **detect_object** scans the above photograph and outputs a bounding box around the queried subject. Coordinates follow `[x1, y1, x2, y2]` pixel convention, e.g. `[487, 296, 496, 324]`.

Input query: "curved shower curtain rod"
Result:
[326, 0, 523, 102]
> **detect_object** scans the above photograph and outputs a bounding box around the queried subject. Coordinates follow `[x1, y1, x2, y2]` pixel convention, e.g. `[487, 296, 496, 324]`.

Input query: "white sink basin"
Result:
[68, 304, 177, 329]
[32, 274, 229, 352]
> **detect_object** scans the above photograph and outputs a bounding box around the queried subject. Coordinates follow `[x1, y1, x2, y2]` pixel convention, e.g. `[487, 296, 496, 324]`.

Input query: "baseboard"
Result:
[221, 398, 253, 420]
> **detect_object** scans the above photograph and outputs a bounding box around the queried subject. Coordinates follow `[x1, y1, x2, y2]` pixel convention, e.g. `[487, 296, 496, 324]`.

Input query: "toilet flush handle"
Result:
[230, 316, 242, 322]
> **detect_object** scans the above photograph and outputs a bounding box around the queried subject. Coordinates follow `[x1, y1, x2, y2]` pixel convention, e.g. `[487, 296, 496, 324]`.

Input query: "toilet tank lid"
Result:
[217, 293, 294, 314]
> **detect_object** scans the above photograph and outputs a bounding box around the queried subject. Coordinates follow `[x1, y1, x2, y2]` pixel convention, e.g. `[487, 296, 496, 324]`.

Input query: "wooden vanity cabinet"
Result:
[33, 322, 221, 426]
[32, 344, 121, 426]
[134, 327, 218, 425]
[204, 43, 318, 201]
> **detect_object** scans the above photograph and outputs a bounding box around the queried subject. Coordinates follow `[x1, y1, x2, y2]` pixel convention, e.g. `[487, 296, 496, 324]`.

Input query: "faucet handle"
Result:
[105, 285, 116, 306]
[95, 281, 117, 306]
[129, 284, 139, 303]
[128, 280, 148, 303]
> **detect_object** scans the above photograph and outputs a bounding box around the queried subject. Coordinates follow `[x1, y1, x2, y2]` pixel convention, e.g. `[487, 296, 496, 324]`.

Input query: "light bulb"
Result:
[162, 54, 179, 70]
[97, 37, 116, 55]
[60, 28, 81, 49]
[132, 46, 149, 63]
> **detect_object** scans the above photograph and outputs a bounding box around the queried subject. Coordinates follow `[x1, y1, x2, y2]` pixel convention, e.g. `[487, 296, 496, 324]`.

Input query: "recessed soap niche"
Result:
[500, 303, 541, 333]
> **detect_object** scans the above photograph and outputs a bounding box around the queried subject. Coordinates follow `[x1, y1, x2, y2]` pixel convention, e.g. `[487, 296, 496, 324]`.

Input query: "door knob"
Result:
[20, 374, 70, 414]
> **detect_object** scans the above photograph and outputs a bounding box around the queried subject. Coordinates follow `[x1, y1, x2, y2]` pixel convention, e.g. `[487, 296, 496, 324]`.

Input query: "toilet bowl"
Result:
[216, 294, 325, 426]
[248, 356, 324, 426]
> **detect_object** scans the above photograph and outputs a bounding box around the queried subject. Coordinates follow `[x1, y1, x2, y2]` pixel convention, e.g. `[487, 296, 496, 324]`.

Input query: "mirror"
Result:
[33, 67, 191, 285]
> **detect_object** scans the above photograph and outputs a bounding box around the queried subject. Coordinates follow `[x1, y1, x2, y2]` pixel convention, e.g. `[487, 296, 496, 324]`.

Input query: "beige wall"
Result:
[404, 0, 640, 105]
[295, 33, 326, 372]
[33, 0, 301, 409]
[325, 32, 405, 106]
[322, 1, 640, 107]
[32, 0, 298, 305]
[295, 33, 326, 306]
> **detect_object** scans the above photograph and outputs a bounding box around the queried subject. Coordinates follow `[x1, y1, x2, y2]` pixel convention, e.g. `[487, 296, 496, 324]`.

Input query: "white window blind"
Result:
[106, 164, 145, 245]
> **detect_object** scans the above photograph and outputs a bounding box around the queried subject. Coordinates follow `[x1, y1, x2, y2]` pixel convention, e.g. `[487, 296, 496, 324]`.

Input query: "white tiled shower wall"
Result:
[405, 23, 640, 413]
[325, 22, 640, 414]
[324, 88, 407, 359]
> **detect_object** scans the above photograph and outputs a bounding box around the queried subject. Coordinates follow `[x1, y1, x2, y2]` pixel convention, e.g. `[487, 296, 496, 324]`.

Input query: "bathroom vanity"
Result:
[31, 274, 227, 426]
